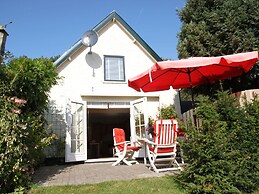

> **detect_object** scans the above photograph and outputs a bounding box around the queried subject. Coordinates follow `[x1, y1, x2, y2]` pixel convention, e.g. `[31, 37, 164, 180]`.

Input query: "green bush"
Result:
[0, 57, 59, 192]
[157, 104, 177, 119]
[176, 91, 259, 193]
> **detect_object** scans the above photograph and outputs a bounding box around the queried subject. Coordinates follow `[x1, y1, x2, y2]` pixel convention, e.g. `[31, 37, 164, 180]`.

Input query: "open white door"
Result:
[130, 97, 148, 158]
[65, 99, 87, 162]
[130, 97, 148, 142]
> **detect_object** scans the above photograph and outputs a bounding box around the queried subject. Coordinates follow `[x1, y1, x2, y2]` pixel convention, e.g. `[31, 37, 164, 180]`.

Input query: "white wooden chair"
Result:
[145, 119, 182, 173]
[112, 128, 141, 166]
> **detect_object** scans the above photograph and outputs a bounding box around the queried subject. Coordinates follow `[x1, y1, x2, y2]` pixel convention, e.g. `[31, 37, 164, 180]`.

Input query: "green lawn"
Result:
[28, 176, 186, 194]
[28, 175, 259, 194]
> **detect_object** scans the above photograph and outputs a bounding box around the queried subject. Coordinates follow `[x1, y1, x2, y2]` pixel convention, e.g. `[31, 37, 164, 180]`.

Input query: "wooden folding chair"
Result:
[145, 119, 182, 173]
[112, 128, 141, 166]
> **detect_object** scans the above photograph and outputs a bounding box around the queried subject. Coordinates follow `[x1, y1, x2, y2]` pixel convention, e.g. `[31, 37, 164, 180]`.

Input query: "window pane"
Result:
[105, 56, 125, 81]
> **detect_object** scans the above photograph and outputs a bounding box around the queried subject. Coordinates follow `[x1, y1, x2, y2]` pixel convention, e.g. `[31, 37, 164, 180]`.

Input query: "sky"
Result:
[1, 0, 186, 60]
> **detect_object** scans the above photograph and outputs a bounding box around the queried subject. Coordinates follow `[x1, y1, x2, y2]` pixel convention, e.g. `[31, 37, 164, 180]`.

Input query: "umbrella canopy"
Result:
[128, 51, 259, 92]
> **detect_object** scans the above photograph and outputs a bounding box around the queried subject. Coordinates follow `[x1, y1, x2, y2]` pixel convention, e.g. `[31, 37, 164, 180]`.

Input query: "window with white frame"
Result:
[104, 55, 125, 81]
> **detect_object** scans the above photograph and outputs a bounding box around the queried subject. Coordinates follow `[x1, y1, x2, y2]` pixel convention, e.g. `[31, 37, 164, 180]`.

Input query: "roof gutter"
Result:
[54, 40, 83, 66]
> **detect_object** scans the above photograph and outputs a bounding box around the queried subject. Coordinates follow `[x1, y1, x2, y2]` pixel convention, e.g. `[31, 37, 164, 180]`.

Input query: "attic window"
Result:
[104, 55, 125, 82]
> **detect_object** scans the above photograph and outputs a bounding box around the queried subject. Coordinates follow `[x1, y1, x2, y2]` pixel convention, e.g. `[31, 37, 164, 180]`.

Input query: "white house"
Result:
[46, 11, 181, 163]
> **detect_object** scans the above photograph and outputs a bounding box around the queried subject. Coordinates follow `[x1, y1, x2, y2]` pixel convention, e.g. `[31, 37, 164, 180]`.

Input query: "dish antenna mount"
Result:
[81, 30, 98, 54]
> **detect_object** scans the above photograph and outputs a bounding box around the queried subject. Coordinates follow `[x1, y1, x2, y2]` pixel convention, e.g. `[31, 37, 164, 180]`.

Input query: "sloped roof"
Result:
[54, 11, 162, 67]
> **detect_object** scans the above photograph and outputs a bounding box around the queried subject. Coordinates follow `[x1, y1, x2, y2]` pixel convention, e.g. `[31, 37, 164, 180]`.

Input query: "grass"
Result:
[28, 176, 186, 194]
[28, 175, 259, 194]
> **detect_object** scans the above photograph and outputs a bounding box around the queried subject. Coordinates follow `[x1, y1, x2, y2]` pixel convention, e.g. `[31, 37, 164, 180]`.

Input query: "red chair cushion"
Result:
[127, 146, 141, 151]
[114, 128, 141, 152]
[149, 147, 175, 153]
[114, 128, 126, 151]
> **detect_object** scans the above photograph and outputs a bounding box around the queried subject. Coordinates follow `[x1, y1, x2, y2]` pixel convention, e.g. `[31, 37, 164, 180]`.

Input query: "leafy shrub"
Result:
[157, 104, 177, 119]
[176, 91, 259, 193]
[0, 57, 59, 192]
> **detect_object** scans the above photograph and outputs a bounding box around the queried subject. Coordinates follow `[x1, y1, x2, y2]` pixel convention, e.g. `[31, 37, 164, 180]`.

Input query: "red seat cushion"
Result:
[149, 147, 175, 153]
[127, 146, 141, 151]
[114, 128, 141, 152]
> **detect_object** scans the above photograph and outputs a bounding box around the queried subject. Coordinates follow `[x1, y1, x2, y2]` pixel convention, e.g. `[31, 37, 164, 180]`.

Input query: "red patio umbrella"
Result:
[128, 51, 258, 126]
[128, 51, 259, 106]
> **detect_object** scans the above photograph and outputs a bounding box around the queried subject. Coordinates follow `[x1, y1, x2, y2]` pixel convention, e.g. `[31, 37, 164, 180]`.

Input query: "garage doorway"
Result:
[87, 108, 130, 159]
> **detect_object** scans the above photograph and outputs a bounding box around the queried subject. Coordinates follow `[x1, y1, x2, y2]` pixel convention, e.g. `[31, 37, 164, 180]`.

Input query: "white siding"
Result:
[47, 19, 181, 160]
[50, 21, 180, 113]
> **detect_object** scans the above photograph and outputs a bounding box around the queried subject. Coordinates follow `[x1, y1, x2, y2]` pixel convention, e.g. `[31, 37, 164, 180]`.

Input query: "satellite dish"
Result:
[81, 30, 98, 47]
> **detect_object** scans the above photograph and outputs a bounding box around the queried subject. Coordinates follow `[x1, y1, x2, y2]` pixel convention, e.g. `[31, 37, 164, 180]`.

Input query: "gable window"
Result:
[104, 55, 125, 82]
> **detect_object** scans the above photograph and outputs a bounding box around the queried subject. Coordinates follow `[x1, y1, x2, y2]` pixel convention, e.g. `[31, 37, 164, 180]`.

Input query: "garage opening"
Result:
[87, 108, 130, 159]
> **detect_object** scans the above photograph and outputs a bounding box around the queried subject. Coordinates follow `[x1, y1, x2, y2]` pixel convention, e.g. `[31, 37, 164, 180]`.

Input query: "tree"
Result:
[177, 0, 259, 95]
[0, 56, 59, 192]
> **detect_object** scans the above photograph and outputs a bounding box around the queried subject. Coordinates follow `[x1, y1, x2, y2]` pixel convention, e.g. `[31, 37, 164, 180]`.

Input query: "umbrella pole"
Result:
[190, 87, 195, 109]
[190, 86, 197, 127]
[187, 69, 194, 108]
[188, 69, 197, 127]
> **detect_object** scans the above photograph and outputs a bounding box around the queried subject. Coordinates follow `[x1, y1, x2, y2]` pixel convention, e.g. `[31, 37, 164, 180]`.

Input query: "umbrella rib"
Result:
[169, 69, 182, 86]
[144, 69, 176, 89]
[194, 64, 247, 84]
[216, 64, 246, 73]
[192, 67, 213, 84]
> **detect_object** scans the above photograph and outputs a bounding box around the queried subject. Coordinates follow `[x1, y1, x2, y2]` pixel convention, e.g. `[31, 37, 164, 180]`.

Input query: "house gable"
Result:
[54, 11, 162, 67]
[46, 11, 181, 163]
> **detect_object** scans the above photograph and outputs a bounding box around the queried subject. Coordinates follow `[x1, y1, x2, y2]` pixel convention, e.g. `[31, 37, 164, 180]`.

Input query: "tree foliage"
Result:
[0, 56, 59, 192]
[177, 0, 259, 94]
[176, 91, 259, 193]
